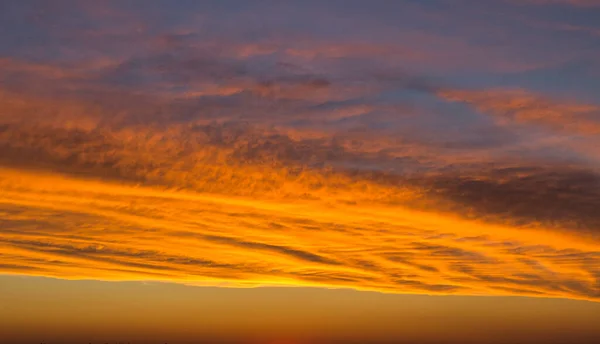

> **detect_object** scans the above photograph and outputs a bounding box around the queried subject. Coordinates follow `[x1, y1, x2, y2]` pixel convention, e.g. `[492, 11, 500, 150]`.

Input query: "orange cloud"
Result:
[438, 88, 600, 135]
[0, 93, 598, 302]
[1, 46, 599, 303]
[0, 167, 598, 301]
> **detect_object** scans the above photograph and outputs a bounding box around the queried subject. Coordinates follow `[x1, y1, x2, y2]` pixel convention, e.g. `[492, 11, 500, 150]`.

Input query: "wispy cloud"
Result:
[439, 88, 600, 136]
[0, 168, 598, 301]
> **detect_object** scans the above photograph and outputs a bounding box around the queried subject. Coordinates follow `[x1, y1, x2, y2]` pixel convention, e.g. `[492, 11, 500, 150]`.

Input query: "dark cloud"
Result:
[200, 234, 340, 266]
[417, 167, 600, 234]
[392, 279, 463, 293]
[383, 256, 440, 273]
[0, 263, 41, 271]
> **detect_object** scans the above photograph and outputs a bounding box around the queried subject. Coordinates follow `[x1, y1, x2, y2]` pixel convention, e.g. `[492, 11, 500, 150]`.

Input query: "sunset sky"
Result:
[1, 0, 599, 343]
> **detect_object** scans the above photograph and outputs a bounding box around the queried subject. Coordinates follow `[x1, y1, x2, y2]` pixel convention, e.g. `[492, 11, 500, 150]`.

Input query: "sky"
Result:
[0, 0, 599, 343]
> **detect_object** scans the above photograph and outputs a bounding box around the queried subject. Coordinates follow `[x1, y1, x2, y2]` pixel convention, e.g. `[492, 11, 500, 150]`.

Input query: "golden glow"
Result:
[1, 167, 598, 302]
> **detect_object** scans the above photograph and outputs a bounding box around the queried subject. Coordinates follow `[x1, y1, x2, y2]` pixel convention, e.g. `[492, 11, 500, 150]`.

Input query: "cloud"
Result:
[0, 0, 599, 303]
[513, 0, 600, 7]
[415, 166, 600, 234]
[0, 167, 598, 301]
[1, 89, 599, 231]
[0, 95, 598, 301]
[439, 88, 600, 136]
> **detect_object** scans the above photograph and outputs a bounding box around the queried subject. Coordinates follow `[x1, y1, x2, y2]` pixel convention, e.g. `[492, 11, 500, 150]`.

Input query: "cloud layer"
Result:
[0, 0, 599, 302]
[1, 167, 598, 301]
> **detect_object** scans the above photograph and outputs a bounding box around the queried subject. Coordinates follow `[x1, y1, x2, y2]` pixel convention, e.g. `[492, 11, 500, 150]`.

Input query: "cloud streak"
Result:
[439, 88, 600, 136]
[0, 159, 598, 301]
